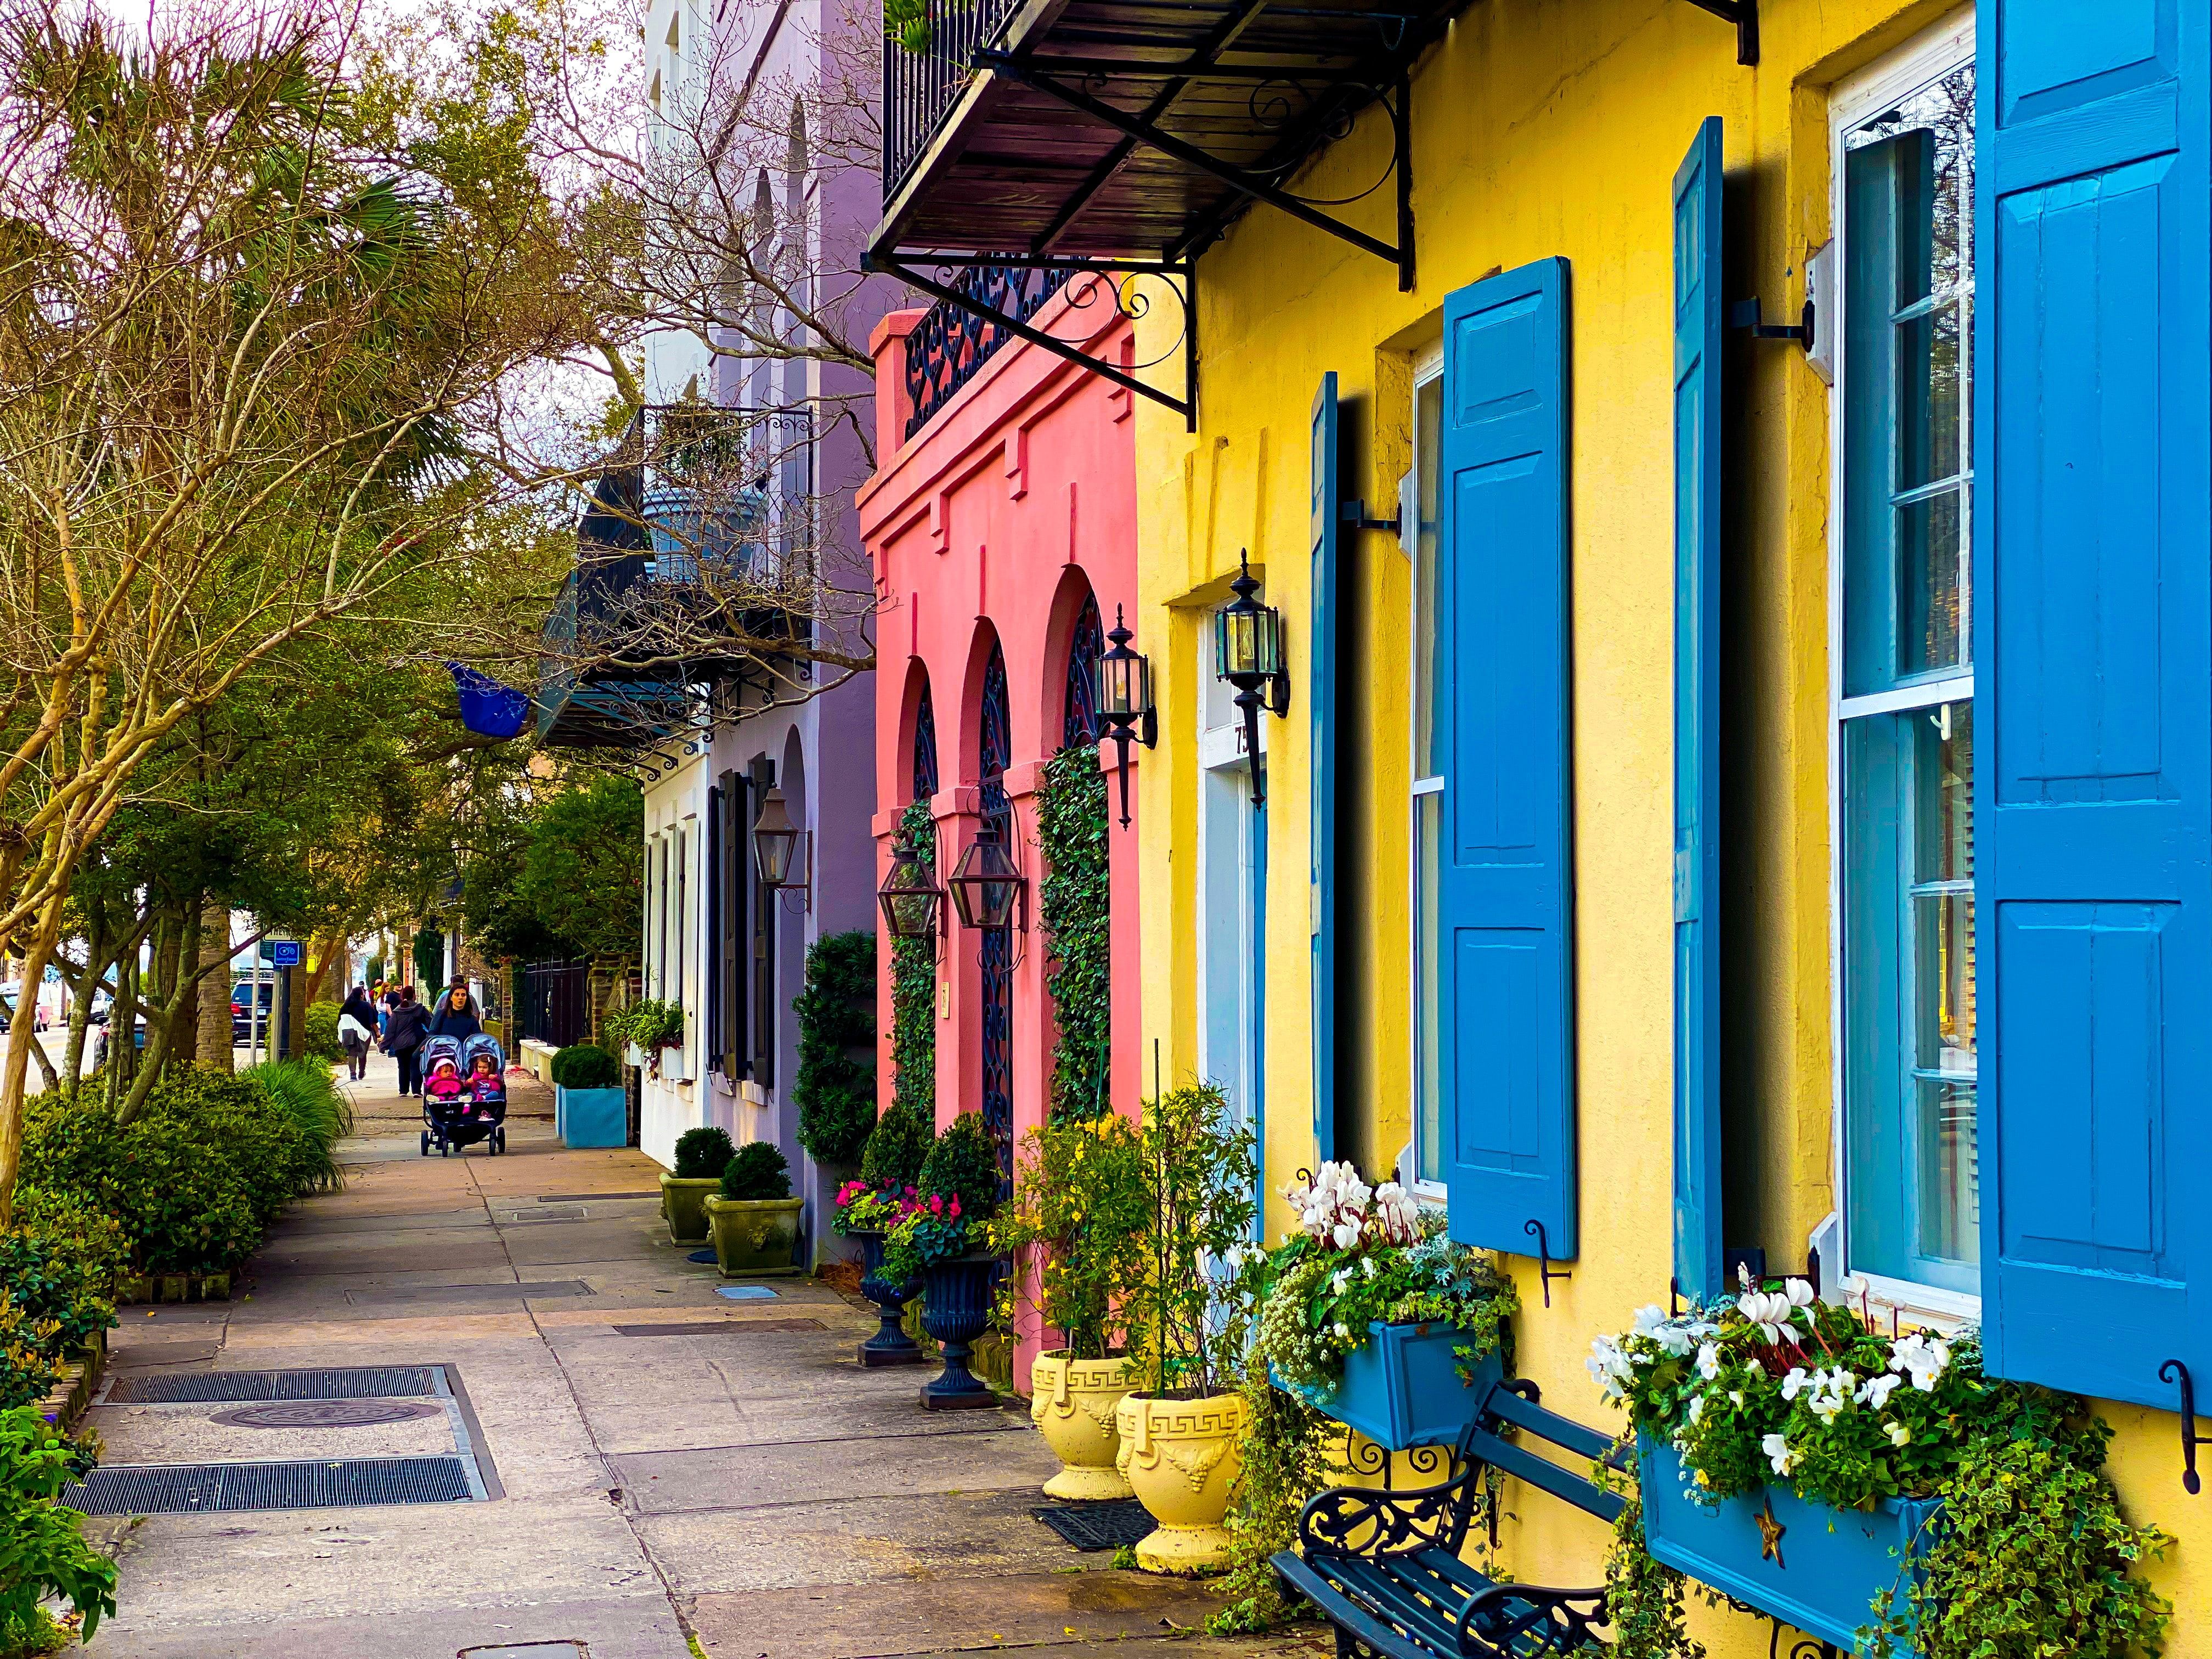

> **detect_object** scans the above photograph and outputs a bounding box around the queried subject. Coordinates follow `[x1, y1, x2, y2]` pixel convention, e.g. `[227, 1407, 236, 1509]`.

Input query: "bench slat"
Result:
[1333, 1554, 1479, 1655]
[1480, 1386, 1618, 1464]
[1276, 1550, 1438, 1659]
[1464, 1429, 1626, 1525]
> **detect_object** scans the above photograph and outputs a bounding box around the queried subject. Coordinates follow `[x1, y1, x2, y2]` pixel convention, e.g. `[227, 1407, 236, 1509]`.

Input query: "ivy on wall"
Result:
[889, 798, 937, 1122]
[792, 930, 877, 1166]
[1037, 742, 1110, 1122]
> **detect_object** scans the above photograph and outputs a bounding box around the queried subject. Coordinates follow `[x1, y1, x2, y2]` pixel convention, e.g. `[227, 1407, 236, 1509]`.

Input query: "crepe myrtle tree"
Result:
[0, 0, 607, 1220]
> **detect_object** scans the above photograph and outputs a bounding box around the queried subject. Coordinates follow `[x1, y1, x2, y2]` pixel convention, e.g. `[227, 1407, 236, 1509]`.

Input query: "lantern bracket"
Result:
[1341, 498, 1402, 535]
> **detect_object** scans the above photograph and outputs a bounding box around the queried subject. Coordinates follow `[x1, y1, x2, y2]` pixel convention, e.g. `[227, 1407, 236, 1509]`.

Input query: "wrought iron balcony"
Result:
[903, 264, 1072, 438]
[883, 0, 1026, 199]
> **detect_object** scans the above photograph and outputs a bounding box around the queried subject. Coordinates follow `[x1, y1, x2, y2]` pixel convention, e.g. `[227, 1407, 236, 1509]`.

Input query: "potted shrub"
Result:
[550, 1043, 624, 1149]
[702, 1143, 804, 1276]
[836, 1099, 934, 1366]
[989, 1111, 1149, 1499]
[1115, 1081, 1255, 1572]
[1591, 1277, 2170, 1659]
[1253, 1161, 1516, 1451]
[884, 1112, 1003, 1410]
[662, 1126, 735, 1245]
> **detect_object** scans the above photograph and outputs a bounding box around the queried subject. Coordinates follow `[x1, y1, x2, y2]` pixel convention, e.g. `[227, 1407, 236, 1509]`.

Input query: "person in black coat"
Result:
[426, 978, 482, 1041]
[383, 987, 432, 1096]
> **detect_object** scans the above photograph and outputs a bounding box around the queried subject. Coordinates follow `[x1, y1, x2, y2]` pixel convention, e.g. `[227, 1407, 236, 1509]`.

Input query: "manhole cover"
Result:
[211, 1401, 445, 1429]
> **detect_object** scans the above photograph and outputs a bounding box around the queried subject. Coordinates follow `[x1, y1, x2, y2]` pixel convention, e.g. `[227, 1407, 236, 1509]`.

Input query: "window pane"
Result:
[1413, 374, 1443, 780]
[1413, 791, 1443, 1183]
[1897, 489, 1963, 674]
[1896, 304, 1961, 490]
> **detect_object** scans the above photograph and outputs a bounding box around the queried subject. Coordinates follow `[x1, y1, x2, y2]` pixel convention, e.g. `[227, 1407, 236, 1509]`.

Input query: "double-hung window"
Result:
[1832, 21, 1978, 1306]
[1408, 347, 1444, 1195]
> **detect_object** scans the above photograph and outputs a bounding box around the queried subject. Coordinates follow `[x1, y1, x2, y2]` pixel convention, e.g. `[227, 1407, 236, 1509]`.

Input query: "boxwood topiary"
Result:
[551, 1044, 619, 1089]
[859, 1097, 930, 1191]
[674, 1126, 736, 1180]
[915, 1110, 1000, 1221]
[719, 1142, 791, 1201]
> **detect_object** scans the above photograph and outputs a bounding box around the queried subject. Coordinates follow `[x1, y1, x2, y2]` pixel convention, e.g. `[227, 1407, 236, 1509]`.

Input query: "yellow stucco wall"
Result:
[1129, 0, 2202, 1645]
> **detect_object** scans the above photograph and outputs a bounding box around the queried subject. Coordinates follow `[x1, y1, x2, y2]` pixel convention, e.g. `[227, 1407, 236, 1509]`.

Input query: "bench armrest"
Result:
[1296, 1464, 1477, 1560]
[1454, 1582, 1608, 1658]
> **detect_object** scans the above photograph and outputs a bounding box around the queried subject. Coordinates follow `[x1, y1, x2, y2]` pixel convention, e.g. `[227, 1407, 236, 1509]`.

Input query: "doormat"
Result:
[1033, 1498, 1155, 1551]
[714, 1285, 780, 1301]
[686, 1249, 718, 1264]
[64, 1455, 476, 1514]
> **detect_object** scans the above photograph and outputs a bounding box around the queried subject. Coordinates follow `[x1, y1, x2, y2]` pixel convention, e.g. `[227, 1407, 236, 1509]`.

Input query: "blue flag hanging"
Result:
[445, 663, 530, 740]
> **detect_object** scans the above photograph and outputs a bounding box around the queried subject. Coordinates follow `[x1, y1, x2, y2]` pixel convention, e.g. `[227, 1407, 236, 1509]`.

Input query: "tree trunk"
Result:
[197, 898, 235, 1072]
[0, 879, 67, 1227]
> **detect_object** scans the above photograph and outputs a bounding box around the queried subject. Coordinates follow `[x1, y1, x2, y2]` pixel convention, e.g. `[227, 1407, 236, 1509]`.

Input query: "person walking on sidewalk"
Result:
[427, 976, 482, 1041]
[337, 985, 379, 1082]
[383, 986, 431, 1096]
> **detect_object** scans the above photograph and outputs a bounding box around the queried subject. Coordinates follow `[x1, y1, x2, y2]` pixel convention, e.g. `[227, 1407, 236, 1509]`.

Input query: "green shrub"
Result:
[301, 1001, 344, 1062]
[858, 1098, 930, 1191]
[792, 932, 877, 1166]
[0, 1193, 123, 1411]
[0, 1406, 116, 1645]
[916, 1111, 1001, 1221]
[551, 1045, 619, 1088]
[244, 1059, 351, 1195]
[673, 1126, 735, 1180]
[719, 1142, 791, 1201]
[602, 999, 681, 1054]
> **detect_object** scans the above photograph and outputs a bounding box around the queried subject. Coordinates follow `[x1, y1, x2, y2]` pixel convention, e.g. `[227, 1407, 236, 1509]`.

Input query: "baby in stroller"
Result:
[419, 1033, 510, 1156]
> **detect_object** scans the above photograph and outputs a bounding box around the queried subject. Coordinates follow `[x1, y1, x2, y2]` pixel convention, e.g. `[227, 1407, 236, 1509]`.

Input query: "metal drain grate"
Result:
[65, 1456, 474, 1514]
[608, 1318, 825, 1337]
[535, 1191, 660, 1202]
[106, 1367, 441, 1404]
[1033, 1498, 1156, 1551]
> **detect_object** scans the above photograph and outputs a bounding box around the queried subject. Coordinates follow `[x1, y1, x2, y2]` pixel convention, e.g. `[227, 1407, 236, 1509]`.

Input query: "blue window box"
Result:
[1273, 1324, 1504, 1451]
[1638, 1437, 1941, 1655]
[556, 1084, 627, 1149]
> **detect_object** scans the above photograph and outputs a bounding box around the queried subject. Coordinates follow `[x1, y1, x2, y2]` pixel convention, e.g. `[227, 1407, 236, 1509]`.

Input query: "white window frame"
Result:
[1826, 8, 1980, 1328]
[1407, 344, 1447, 1200]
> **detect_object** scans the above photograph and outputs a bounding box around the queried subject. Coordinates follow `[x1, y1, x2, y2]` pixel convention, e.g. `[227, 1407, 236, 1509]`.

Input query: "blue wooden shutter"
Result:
[1438, 258, 1577, 1259]
[1977, 0, 2210, 1407]
[1310, 373, 1340, 1167]
[1672, 119, 1725, 1300]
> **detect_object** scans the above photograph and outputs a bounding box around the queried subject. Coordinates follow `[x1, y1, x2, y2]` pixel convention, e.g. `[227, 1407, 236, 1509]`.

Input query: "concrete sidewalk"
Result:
[84, 1052, 1329, 1659]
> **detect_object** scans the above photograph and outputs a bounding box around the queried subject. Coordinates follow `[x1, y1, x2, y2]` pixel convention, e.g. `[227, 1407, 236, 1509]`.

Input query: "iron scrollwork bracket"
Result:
[2159, 1358, 2211, 1494]
[1523, 1218, 1571, 1308]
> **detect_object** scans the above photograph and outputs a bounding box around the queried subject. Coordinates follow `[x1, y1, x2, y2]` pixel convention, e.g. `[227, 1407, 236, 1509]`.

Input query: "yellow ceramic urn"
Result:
[1114, 1391, 1246, 1571]
[1030, 1350, 1136, 1500]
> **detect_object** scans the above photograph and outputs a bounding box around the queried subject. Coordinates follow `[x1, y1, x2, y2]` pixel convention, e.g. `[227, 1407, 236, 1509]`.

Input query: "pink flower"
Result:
[949, 1197, 962, 1218]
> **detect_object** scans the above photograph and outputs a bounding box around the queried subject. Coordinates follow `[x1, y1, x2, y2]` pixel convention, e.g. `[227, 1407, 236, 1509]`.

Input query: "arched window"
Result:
[1062, 592, 1104, 748]
[978, 645, 1014, 1189]
[911, 680, 939, 802]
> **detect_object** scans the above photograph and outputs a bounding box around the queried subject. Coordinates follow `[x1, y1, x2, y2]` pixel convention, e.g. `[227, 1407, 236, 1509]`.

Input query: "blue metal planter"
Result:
[918, 1255, 1002, 1410]
[853, 1232, 923, 1368]
[1638, 1438, 1941, 1655]
[556, 1085, 626, 1149]
[1275, 1325, 1505, 1451]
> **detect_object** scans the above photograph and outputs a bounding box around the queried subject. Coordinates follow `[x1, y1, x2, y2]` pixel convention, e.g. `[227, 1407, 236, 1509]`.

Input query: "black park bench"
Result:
[1273, 1378, 1624, 1659]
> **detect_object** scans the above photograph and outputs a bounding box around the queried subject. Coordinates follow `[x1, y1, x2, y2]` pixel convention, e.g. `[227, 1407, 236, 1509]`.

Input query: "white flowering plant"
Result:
[1252, 1162, 1515, 1392]
[1587, 1269, 1979, 1512]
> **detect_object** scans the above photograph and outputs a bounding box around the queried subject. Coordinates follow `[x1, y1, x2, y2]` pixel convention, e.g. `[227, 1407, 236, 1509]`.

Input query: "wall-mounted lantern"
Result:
[946, 822, 1027, 937]
[751, 786, 811, 908]
[1212, 549, 1290, 807]
[1094, 604, 1157, 828]
[877, 834, 944, 947]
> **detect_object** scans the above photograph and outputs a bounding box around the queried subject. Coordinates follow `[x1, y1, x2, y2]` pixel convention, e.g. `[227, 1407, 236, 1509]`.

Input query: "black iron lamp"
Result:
[1093, 605, 1157, 828]
[876, 833, 944, 945]
[946, 822, 1027, 935]
[1211, 549, 1290, 807]
[751, 786, 811, 905]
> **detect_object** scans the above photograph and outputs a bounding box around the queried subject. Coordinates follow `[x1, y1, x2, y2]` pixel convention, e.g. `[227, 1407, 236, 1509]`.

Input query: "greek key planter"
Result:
[1639, 1437, 1942, 1655]
[1115, 1391, 1245, 1571]
[1031, 1350, 1135, 1499]
[1274, 1325, 1504, 1451]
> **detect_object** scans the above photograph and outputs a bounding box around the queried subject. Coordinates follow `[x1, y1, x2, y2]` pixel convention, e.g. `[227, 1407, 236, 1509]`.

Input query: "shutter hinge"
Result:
[1731, 296, 1814, 351]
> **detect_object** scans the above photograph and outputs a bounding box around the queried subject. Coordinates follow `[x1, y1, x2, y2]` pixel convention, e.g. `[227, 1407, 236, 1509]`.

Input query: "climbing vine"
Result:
[889, 799, 936, 1122]
[1036, 742, 1110, 1123]
[792, 930, 877, 1166]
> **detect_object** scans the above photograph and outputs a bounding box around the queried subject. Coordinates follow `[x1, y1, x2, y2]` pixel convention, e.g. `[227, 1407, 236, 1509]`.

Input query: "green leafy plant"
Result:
[244, 1059, 352, 1195]
[915, 1110, 1001, 1224]
[832, 1179, 912, 1236]
[604, 998, 682, 1056]
[986, 1113, 1148, 1359]
[1589, 1282, 2170, 1659]
[718, 1142, 791, 1201]
[1036, 743, 1110, 1123]
[673, 1126, 735, 1181]
[0, 1406, 116, 1645]
[882, 0, 935, 53]
[888, 801, 936, 1123]
[0, 1203, 122, 1410]
[791, 931, 877, 1166]
[859, 1096, 930, 1190]
[1125, 1080, 1256, 1400]
[550, 1045, 619, 1088]
[880, 1192, 974, 1284]
[1207, 1349, 1336, 1634]
[301, 1001, 345, 1062]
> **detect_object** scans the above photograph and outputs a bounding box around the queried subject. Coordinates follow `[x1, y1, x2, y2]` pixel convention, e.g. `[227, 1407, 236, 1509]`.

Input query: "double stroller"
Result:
[419, 1034, 509, 1156]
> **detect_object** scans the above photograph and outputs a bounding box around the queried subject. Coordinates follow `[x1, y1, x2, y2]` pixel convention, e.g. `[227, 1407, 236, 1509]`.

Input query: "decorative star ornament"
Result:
[1754, 1496, 1787, 1568]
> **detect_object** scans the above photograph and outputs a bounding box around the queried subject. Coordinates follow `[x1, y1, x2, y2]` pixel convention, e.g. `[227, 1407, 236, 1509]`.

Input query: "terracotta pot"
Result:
[1115, 1391, 1246, 1571]
[659, 1174, 720, 1246]
[1031, 1350, 1136, 1499]
[702, 1194, 805, 1276]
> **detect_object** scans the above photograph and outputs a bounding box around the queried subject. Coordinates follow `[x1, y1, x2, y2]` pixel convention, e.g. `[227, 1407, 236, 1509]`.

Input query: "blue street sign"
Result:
[269, 940, 303, 968]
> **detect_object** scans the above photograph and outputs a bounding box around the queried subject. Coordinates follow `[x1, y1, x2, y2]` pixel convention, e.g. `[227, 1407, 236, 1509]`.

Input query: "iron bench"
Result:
[1273, 1378, 1623, 1659]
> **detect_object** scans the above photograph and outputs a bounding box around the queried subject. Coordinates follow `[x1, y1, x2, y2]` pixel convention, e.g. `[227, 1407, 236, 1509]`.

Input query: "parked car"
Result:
[232, 981, 274, 1043]
[0, 981, 48, 1033]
